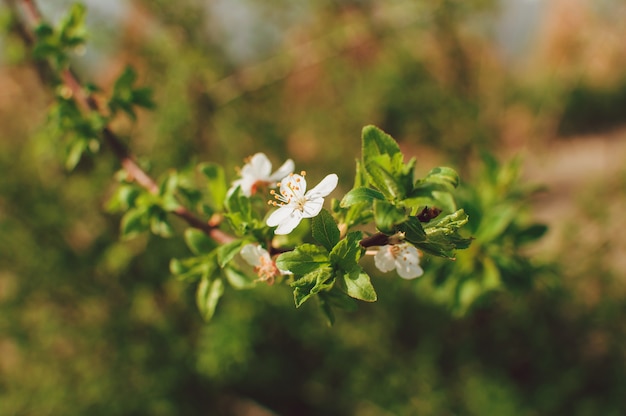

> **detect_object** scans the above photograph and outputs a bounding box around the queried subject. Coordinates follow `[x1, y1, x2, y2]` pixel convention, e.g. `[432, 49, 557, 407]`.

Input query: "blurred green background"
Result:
[1, 0, 626, 414]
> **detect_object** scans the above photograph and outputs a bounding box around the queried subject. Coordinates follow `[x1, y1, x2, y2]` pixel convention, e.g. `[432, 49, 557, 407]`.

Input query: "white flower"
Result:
[266, 172, 338, 235]
[374, 243, 424, 279]
[229, 153, 294, 197]
[240, 244, 287, 284]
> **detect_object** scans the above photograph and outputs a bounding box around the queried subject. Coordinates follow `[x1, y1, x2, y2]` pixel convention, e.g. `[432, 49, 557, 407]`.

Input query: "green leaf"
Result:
[311, 209, 340, 251]
[196, 277, 224, 321]
[455, 277, 481, 315]
[424, 166, 460, 189]
[344, 201, 373, 229]
[353, 159, 368, 188]
[365, 158, 404, 199]
[360, 126, 412, 200]
[476, 205, 518, 242]
[106, 184, 140, 213]
[113, 65, 137, 94]
[170, 255, 217, 283]
[318, 289, 359, 326]
[109, 66, 155, 119]
[216, 239, 245, 268]
[318, 295, 336, 326]
[482, 256, 502, 291]
[340, 268, 377, 302]
[321, 289, 358, 312]
[340, 187, 385, 207]
[223, 266, 256, 290]
[59, 4, 87, 46]
[184, 228, 217, 255]
[373, 200, 408, 234]
[199, 163, 228, 210]
[406, 166, 461, 213]
[34, 23, 54, 38]
[362, 125, 401, 160]
[120, 206, 150, 239]
[276, 244, 330, 276]
[224, 186, 253, 234]
[157, 172, 182, 211]
[412, 209, 472, 258]
[149, 209, 174, 237]
[515, 223, 548, 245]
[399, 216, 427, 243]
[291, 267, 334, 308]
[407, 185, 457, 214]
[329, 231, 363, 272]
[424, 209, 470, 233]
[131, 87, 155, 109]
[65, 139, 86, 171]
[360, 126, 414, 200]
[169, 257, 190, 277]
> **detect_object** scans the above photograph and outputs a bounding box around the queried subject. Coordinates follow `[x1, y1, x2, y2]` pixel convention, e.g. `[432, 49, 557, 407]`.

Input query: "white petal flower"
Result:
[240, 243, 287, 284]
[266, 172, 338, 235]
[374, 243, 424, 279]
[229, 153, 295, 197]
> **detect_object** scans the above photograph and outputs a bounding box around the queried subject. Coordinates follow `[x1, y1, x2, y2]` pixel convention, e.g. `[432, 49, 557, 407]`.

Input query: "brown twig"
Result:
[10, 0, 234, 244]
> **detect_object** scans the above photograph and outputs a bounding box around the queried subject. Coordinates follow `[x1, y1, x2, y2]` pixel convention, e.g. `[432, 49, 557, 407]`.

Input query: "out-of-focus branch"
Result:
[8, 0, 234, 243]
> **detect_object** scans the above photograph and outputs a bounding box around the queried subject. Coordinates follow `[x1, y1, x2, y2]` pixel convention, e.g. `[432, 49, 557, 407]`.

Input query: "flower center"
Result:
[389, 244, 412, 263]
[255, 256, 279, 285]
[268, 171, 307, 209]
[250, 180, 271, 195]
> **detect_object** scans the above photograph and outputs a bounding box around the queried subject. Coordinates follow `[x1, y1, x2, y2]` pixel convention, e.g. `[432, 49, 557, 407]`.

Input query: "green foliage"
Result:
[196, 275, 224, 321]
[311, 208, 340, 251]
[47, 97, 105, 170]
[216, 239, 245, 268]
[276, 244, 330, 276]
[198, 162, 227, 213]
[424, 153, 547, 314]
[32, 3, 86, 69]
[340, 126, 472, 256]
[291, 266, 334, 308]
[109, 66, 155, 119]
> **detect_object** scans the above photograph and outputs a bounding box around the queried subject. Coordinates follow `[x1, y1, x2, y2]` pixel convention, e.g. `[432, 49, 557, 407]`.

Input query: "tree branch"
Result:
[10, 0, 234, 244]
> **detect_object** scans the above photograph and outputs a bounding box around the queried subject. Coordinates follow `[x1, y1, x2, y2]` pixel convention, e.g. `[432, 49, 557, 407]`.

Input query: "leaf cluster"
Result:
[425, 153, 548, 315]
[32, 7, 154, 170]
[32, 3, 86, 69]
[340, 125, 471, 258]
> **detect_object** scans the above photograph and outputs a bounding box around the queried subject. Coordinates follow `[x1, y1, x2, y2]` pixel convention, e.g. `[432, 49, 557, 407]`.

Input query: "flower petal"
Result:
[306, 173, 338, 199]
[269, 159, 295, 181]
[301, 196, 324, 218]
[266, 206, 294, 227]
[230, 176, 257, 197]
[244, 153, 272, 178]
[240, 244, 266, 267]
[396, 262, 424, 279]
[374, 246, 397, 272]
[396, 244, 423, 279]
[274, 210, 304, 235]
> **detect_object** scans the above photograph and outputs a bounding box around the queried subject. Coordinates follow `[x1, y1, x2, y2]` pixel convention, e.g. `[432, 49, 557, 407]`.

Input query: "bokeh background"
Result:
[1, 0, 626, 414]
